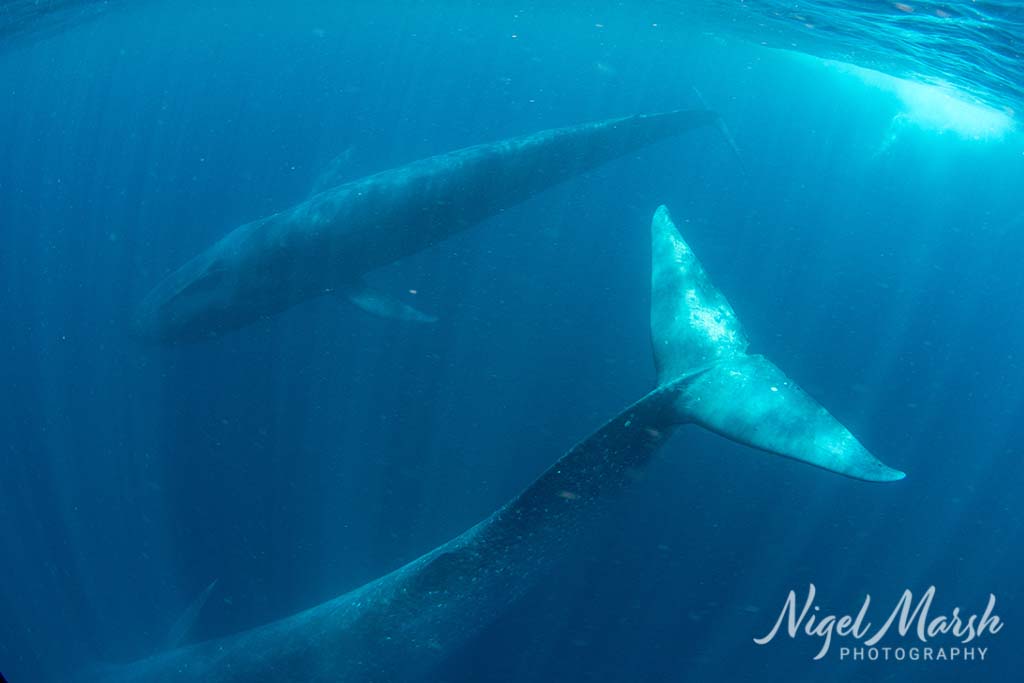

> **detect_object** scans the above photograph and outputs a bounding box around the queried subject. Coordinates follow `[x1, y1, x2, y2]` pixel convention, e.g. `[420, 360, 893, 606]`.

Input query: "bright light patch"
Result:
[827, 61, 1014, 140]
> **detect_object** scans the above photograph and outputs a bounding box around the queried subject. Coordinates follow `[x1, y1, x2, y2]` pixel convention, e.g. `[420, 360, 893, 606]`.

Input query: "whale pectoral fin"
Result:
[345, 280, 438, 323]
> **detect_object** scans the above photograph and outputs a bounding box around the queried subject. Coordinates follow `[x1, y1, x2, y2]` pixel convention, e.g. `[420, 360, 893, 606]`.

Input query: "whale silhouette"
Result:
[135, 110, 717, 343]
[91, 205, 902, 682]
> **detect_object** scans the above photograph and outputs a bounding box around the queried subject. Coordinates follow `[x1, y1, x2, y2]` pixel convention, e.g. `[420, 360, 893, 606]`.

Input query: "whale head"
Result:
[134, 248, 243, 344]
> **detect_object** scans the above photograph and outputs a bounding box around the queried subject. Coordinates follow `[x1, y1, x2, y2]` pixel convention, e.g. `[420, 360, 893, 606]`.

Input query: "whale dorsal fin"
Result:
[165, 579, 218, 649]
[649, 206, 904, 482]
[309, 146, 357, 196]
[650, 205, 748, 386]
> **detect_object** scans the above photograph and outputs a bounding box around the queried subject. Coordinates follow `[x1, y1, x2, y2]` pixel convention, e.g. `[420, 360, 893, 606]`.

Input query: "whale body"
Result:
[136, 110, 717, 343]
[92, 206, 903, 682]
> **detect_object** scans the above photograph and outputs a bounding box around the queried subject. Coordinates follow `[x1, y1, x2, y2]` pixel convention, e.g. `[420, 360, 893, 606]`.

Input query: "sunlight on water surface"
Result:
[830, 60, 1015, 141]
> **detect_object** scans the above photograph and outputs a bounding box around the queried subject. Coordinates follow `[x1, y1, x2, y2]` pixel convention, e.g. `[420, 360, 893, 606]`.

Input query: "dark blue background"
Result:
[1, 2, 1022, 681]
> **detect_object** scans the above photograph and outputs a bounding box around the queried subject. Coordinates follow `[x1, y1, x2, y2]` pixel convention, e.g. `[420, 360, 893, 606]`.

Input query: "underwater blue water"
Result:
[1, 1, 1023, 681]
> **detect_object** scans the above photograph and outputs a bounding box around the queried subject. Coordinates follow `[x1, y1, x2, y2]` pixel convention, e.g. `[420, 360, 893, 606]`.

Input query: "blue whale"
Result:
[92, 206, 903, 682]
[135, 110, 717, 343]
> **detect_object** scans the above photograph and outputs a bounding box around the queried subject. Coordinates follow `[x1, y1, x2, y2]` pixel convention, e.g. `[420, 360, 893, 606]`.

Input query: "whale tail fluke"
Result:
[649, 206, 904, 482]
